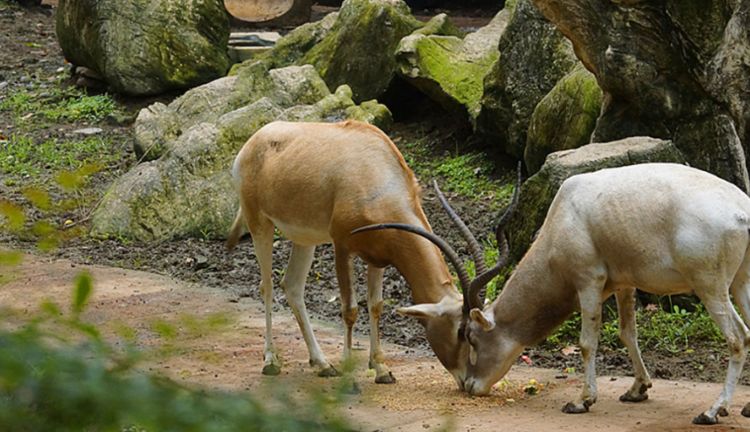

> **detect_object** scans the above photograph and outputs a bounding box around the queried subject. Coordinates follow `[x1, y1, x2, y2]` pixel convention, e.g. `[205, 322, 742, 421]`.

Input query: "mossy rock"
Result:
[531, 0, 749, 192]
[229, 11, 340, 76]
[395, 9, 509, 122]
[56, 0, 230, 95]
[524, 64, 602, 174]
[507, 137, 685, 262]
[300, 0, 422, 102]
[91, 66, 392, 242]
[476, 0, 577, 158]
[135, 62, 331, 160]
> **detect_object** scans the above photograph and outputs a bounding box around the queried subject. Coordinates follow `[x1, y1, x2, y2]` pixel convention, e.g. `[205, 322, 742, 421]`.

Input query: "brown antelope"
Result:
[355, 163, 750, 425]
[226, 120, 480, 384]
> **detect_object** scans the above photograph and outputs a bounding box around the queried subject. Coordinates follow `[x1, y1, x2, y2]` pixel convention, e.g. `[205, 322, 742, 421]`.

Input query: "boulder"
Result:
[395, 10, 509, 123]
[300, 0, 421, 102]
[91, 65, 392, 241]
[135, 62, 331, 160]
[531, 0, 750, 192]
[230, 0, 421, 102]
[230, 11, 340, 72]
[524, 64, 602, 174]
[56, 0, 230, 96]
[507, 137, 685, 262]
[475, 0, 578, 158]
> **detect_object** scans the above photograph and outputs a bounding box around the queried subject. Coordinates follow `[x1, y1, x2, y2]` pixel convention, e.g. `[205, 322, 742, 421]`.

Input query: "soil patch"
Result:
[5, 254, 750, 431]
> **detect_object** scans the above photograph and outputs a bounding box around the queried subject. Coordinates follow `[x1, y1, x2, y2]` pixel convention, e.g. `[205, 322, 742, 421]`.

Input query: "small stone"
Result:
[71, 127, 104, 136]
[193, 255, 209, 270]
[0, 82, 7, 90]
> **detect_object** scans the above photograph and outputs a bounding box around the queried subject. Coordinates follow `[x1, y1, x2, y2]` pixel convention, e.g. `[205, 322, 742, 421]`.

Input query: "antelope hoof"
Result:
[692, 413, 719, 425]
[262, 363, 281, 376]
[742, 403, 750, 417]
[619, 392, 648, 403]
[718, 407, 729, 417]
[375, 371, 396, 384]
[317, 365, 340, 378]
[562, 401, 590, 414]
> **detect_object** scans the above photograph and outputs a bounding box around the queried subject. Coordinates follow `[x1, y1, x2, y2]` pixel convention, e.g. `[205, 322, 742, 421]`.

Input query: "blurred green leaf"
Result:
[22, 187, 50, 210]
[55, 170, 85, 191]
[151, 319, 177, 340]
[40, 300, 62, 317]
[0, 200, 25, 231]
[72, 271, 93, 315]
[0, 250, 22, 266]
[36, 235, 60, 252]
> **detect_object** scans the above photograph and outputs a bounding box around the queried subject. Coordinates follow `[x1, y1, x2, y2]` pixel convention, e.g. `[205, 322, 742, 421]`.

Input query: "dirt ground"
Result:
[5, 254, 750, 431]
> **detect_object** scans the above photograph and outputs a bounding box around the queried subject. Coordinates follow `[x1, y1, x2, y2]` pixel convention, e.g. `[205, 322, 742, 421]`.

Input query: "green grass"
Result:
[0, 84, 117, 124]
[0, 134, 118, 180]
[400, 136, 512, 206]
[544, 303, 724, 353]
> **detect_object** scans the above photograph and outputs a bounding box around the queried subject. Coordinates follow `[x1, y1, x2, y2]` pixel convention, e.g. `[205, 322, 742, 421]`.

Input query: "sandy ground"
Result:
[3, 254, 750, 432]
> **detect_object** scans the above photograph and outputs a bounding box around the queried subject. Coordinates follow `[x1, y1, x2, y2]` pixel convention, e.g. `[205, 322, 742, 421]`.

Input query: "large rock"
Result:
[230, 0, 421, 103]
[507, 137, 685, 262]
[475, 0, 577, 158]
[134, 62, 330, 160]
[524, 64, 602, 174]
[530, 0, 750, 192]
[300, 0, 421, 102]
[395, 10, 508, 122]
[91, 65, 392, 241]
[56, 0, 230, 96]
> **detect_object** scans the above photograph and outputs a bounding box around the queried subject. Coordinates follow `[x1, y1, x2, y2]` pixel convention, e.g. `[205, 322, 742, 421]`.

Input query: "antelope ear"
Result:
[397, 297, 461, 319]
[470, 308, 495, 332]
[397, 303, 444, 319]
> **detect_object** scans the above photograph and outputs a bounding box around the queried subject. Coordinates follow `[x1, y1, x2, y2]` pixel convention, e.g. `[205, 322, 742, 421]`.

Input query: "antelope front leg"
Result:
[615, 287, 652, 402]
[367, 265, 395, 384]
[563, 284, 603, 414]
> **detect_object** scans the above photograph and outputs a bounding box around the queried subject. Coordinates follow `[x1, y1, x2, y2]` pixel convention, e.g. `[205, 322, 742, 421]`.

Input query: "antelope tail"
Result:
[226, 207, 245, 251]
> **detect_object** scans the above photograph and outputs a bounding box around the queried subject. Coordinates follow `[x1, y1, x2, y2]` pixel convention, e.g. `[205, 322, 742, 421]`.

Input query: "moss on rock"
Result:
[476, 0, 577, 158]
[91, 66, 392, 242]
[56, 0, 230, 95]
[395, 9, 508, 122]
[524, 65, 602, 174]
[300, 0, 421, 102]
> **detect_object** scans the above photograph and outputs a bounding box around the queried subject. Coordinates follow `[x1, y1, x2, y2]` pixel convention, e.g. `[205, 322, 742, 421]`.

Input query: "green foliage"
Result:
[400, 136, 510, 205]
[0, 252, 349, 431]
[0, 85, 117, 124]
[464, 238, 503, 300]
[0, 134, 115, 180]
[0, 319, 350, 431]
[72, 271, 93, 315]
[545, 302, 724, 353]
[433, 153, 500, 199]
[639, 304, 723, 353]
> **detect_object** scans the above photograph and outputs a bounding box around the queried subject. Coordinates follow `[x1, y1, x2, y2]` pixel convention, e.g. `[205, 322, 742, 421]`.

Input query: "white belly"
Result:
[272, 219, 332, 246]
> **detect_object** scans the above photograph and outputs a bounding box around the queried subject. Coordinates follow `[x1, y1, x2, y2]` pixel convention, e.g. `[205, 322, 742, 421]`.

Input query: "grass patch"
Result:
[400, 136, 512, 205]
[0, 84, 117, 124]
[544, 303, 725, 353]
[0, 134, 119, 180]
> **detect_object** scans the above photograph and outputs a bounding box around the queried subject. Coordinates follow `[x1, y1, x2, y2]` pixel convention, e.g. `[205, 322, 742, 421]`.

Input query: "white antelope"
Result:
[227, 120, 493, 384]
[355, 163, 750, 425]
